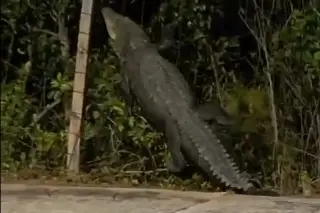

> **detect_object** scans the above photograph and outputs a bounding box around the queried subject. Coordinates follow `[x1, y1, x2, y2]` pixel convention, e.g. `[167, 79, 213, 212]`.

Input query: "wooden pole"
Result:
[67, 0, 93, 173]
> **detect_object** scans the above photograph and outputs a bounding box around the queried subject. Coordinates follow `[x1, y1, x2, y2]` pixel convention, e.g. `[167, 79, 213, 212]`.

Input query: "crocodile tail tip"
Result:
[213, 168, 253, 191]
[230, 165, 252, 190]
[236, 172, 255, 191]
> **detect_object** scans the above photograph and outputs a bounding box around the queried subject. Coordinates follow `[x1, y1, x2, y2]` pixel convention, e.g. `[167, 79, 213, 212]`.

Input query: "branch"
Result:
[117, 168, 168, 175]
[317, 114, 320, 178]
[30, 99, 62, 127]
[238, 2, 279, 151]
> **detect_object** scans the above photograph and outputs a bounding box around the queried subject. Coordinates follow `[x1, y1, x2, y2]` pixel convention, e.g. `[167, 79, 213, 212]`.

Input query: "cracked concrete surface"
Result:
[1, 184, 320, 213]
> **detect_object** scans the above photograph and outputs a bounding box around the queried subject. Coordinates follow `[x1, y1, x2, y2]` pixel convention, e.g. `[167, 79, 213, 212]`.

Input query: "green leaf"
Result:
[93, 111, 100, 119]
[128, 116, 135, 127]
[314, 51, 320, 61]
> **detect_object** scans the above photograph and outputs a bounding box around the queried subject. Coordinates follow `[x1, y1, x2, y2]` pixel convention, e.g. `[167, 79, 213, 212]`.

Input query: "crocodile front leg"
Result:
[156, 22, 177, 52]
[156, 27, 175, 51]
[120, 75, 134, 114]
[164, 120, 187, 173]
[156, 3, 177, 52]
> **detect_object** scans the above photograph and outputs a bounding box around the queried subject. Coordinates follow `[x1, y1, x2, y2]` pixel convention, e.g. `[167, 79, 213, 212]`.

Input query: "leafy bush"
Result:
[1, 0, 319, 194]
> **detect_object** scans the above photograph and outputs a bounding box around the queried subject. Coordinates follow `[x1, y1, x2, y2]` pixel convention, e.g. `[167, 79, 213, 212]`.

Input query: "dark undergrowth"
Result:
[1, 0, 319, 196]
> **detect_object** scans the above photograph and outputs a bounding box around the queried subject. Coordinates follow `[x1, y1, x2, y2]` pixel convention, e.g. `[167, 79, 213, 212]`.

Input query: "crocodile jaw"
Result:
[101, 7, 147, 56]
[101, 7, 122, 40]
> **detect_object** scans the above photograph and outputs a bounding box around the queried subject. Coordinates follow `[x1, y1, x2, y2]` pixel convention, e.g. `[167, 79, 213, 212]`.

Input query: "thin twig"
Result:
[207, 45, 222, 101]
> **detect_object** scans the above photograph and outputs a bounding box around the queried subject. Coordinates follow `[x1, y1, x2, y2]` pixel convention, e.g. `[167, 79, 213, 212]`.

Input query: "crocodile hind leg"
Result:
[164, 101, 235, 174]
[164, 120, 187, 173]
[194, 101, 234, 125]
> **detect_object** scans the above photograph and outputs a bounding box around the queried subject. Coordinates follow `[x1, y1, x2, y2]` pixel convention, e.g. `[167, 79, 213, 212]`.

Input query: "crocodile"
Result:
[101, 7, 253, 191]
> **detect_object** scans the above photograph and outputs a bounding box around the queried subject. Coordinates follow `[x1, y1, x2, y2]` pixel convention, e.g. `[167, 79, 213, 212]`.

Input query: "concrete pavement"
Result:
[1, 184, 320, 213]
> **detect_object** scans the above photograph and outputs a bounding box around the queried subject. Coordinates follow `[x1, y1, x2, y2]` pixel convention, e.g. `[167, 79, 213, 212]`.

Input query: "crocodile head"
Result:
[101, 7, 150, 56]
[101, 7, 123, 40]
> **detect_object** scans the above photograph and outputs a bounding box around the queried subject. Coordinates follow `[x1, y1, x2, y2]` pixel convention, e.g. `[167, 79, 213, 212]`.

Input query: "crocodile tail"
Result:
[176, 108, 252, 190]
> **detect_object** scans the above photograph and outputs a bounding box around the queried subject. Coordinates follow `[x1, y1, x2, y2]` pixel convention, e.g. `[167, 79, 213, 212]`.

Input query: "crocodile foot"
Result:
[195, 101, 234, 125]
[165, 157, 187, 173]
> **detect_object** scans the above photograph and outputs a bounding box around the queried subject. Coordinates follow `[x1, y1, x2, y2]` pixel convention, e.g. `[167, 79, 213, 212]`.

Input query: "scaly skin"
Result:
[101, 7, 253, 191]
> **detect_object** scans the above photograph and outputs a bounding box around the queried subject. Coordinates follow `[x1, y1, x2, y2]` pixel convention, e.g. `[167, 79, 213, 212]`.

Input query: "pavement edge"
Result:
[1, 183, 228, 202]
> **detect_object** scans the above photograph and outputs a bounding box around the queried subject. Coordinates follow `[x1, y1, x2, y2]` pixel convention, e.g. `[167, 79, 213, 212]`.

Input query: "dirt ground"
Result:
[2, 183, 320, 213]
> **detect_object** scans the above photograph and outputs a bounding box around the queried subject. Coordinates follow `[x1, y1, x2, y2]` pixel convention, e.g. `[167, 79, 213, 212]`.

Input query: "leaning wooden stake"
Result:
[67, 0, 93, 173]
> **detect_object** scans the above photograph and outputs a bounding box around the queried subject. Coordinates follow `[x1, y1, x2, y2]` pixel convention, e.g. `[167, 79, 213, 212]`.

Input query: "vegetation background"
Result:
[1, 0, 319, 195]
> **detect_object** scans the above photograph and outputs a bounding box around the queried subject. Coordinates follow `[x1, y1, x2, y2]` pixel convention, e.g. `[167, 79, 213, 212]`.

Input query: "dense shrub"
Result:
[1, 0, 319, 194]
